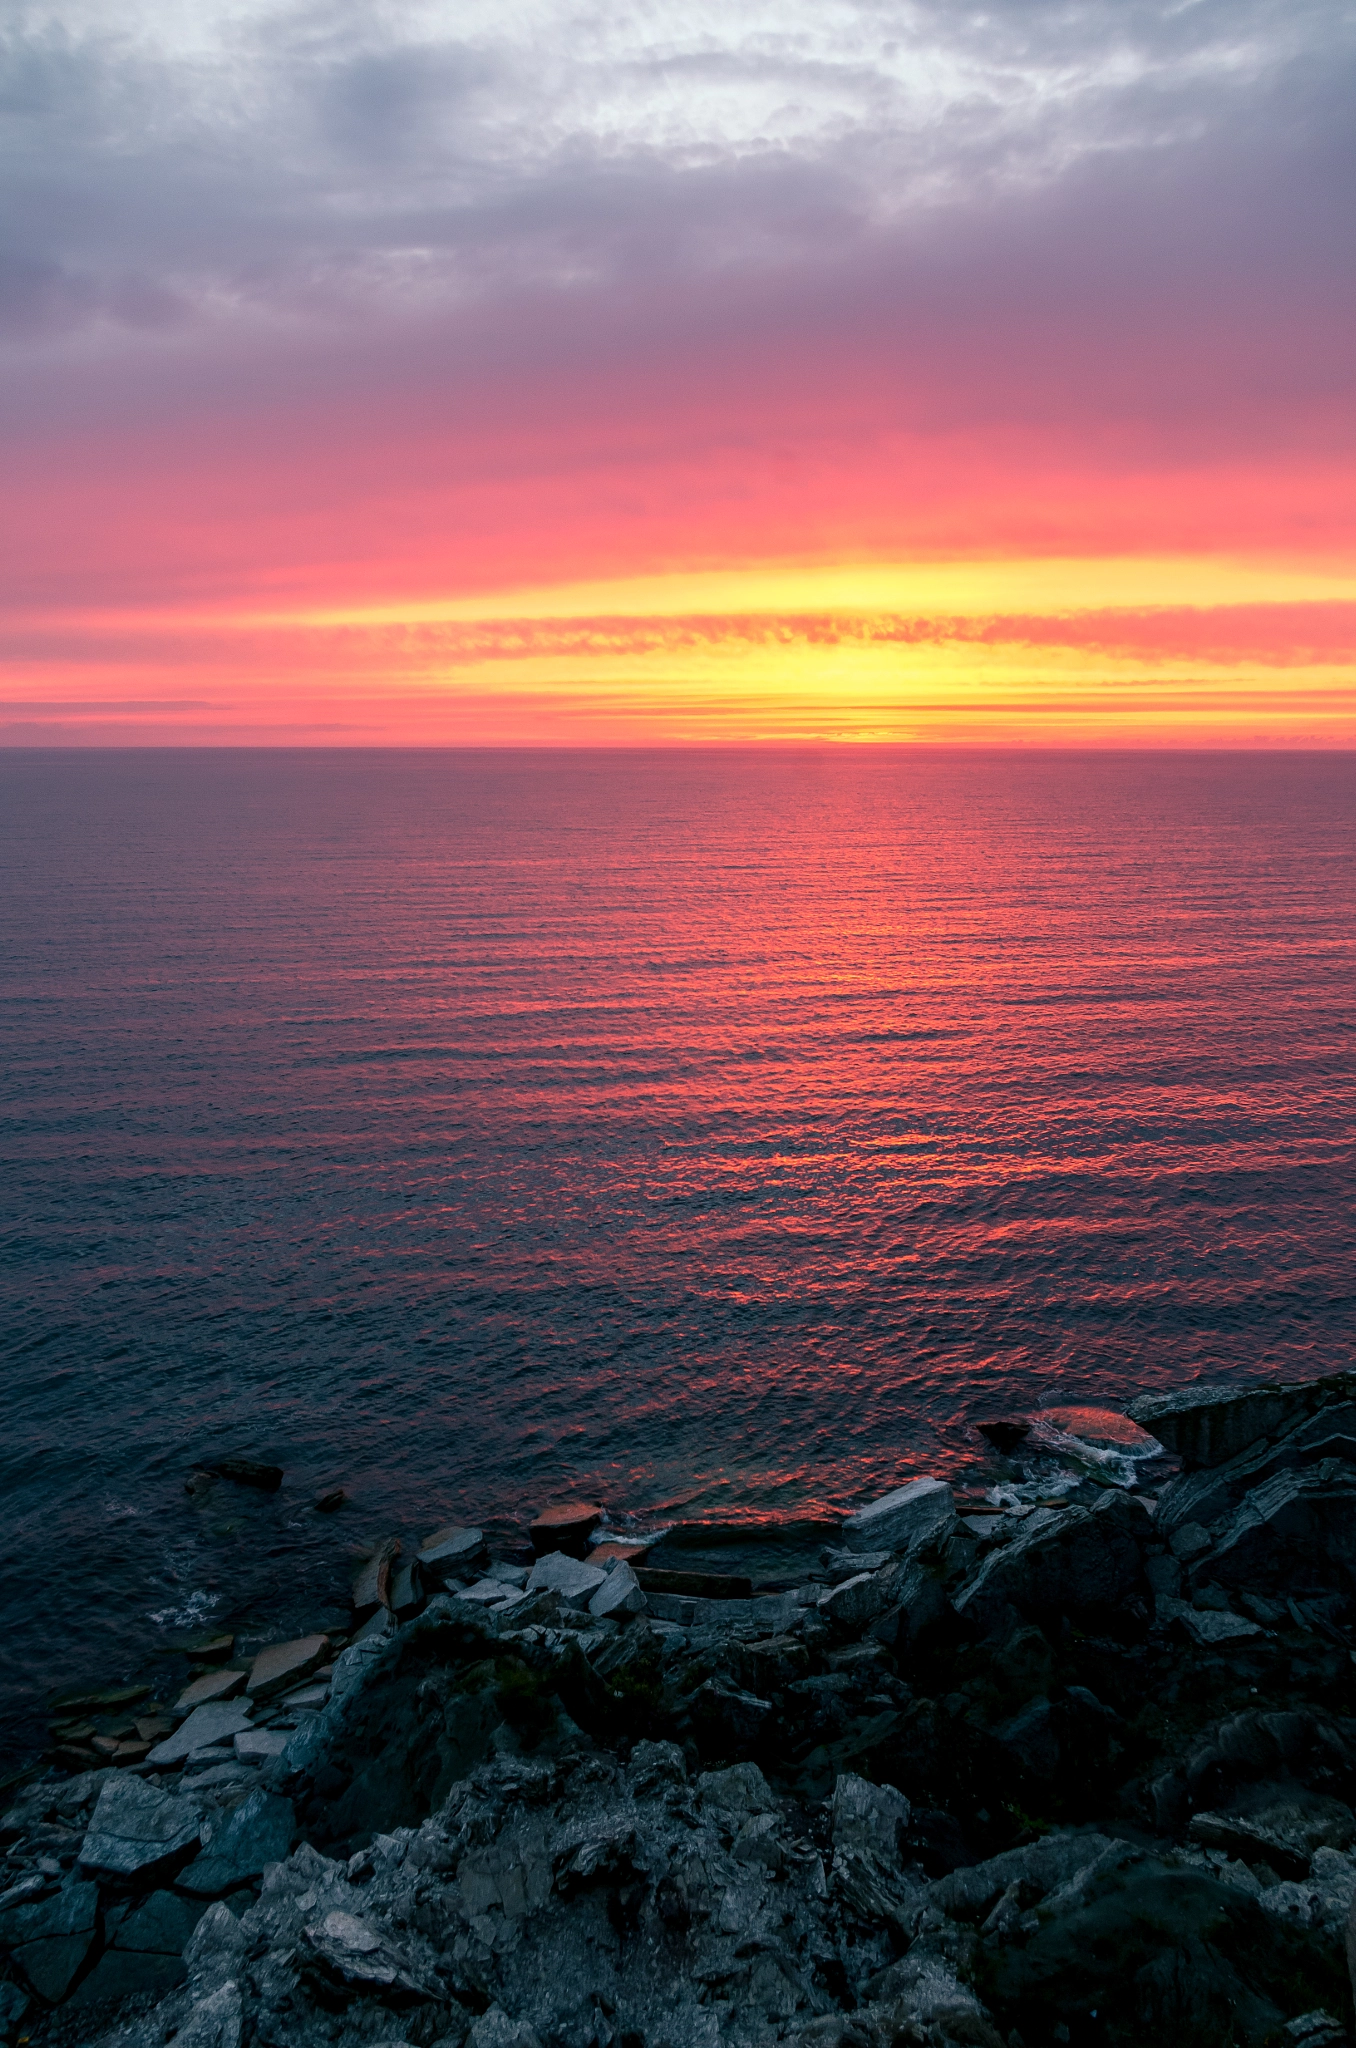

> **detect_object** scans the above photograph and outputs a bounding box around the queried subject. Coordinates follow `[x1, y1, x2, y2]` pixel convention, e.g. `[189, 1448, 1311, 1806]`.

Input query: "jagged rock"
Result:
[587, 1561, 646, 1620]
[953, 1490, 1149, 1634]
[819, 1570, 890, 1629]
[302, 1908, 442, 2000]
[352, 1539, 401, 1619]
[173, 1978, 244, 2048]
[470, 2010, 543, 2048]
[247, 1634, 329, 1701]
[389, 1563, 426, 1620]
[696, 1761, 780, 1819]
[1189, 1791, 1355, 1877]
[179, 1788, 297, 1895]
[183, 1900, 248, 1994]
[78, 1773, 202, 1878]
[1129, 1373, 1354, 1469]
[1156, 1402, 1356, 1536]
[417, 1525, 487, 1584]
[147, 1702, 254, 1767]
[0, 1982, 29, 2041]
[524, 1551, 608, 1608]
[0, 1880, 99, 2003]
[1202, 1466, 1356, 1595]
[731, 1633, 811, 1693]
[690, 1678, 774, 1753]
[841, 1477, 955, 1554]
[832, 1772, 910, 1856]
[68, 1888, 206, 2006]
[235, 1729, 291, 1764]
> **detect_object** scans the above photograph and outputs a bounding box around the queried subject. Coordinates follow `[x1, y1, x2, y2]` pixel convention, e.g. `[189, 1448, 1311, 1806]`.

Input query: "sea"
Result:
[2, 747, 1354, 1762]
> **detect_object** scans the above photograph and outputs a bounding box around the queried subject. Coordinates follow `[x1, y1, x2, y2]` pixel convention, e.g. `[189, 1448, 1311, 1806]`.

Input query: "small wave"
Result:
[104, 1499, 141, 1520]
[148, 1589, 221, 1629]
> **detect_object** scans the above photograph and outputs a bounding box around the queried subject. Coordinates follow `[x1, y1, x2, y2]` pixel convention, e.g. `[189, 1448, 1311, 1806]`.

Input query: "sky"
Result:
[2, 0, 1354, 744]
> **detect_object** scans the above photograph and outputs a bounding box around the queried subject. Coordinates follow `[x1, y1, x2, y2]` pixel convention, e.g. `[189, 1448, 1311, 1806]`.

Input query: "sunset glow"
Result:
[3, 0, 1353, 743]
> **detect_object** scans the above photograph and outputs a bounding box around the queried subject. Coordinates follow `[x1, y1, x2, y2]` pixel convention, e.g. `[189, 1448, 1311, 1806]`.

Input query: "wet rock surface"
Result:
[5, 1370, 1356, 2047]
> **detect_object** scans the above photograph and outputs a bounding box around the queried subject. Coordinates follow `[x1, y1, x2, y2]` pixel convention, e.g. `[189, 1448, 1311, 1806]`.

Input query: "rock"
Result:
[68, 1888, 207, 2008]
[179, 1788, 296, 1895]
[524, 1552, 607, 1609]
[174, 1633, 235, 1663]
[352, 1607, 394, 1645]
[389, 1563, 425, 1620]
[819, 1570, 889, 1629]
[731, 1634, 812, 1693]
[176, 1669, 246, 1712]
[529, 1501, 603, 1557]
[235, 1729, 291, 1765]
[485, 1560, 530, 1587]
[0, 1982, 29, 2039]
[690, 1678, 774, 1753]
[302, 1908, 441, 2000]
[416, 1525, 486, 1583]
[1202, 1466, 1356, 1596]
[212, 1456, 283, 1491]
[147, 1701, 254, 1767]
[831, 1772, 910, 1855]
[976, 1418, 1031, 1452]
[173, 1978, 243, 2048]
[0, 1881, 99, 2003]
[587, 1561, 646, 1620]
[587, 1540, 652, 1567]
[841, 1476, 956, 1554]
[1169, 1521, 1213, 1560]
[953, 1490, 1149, 1634]
[183, 1899, 248, 1994]
[47, 1682, 150, 1714]
[1128, 1373, 1352, 1469]
[78, 1774, 202, 1879]
[696, 1761, 780, 1817]
[185, 1469, 216, 1500]
[314, 1487, 346, 1512]
[1161, 1602, 1263, 1646]
[994, 1695, 1060, 1774]
[245, 1634, 329, 1703]
[470, 2010, 543, 2048]
[1190, 1792, 1356, 1877]
[352, 1538, 401, 1619]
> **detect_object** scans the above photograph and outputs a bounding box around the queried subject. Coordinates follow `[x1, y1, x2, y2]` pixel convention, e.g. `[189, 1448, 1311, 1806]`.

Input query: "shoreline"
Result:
[3, 1369, 1354, 2046]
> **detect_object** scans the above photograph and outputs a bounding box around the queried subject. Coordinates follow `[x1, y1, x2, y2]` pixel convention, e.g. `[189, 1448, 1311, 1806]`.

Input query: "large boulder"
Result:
[1155, 1400, 1356, 1535]
[1130, 1372, 1354, 1469]
[841, 1477, 955, 1554]
[1202, 1467, 1356, 1597]
[68, 1889, 207, 2008]
[78, 1774, 202, 1881]
[953, 1493, 1149, 1635]
[0, 1881, 99, 2004]
[178, 1788, 297, 1896]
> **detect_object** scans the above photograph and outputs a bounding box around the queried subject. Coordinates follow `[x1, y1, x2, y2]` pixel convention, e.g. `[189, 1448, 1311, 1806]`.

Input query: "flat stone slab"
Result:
[352, 1539, 400, 1618]
[842, 1477, 955, 1554]
[525, 1551, 608, 1608]
[175, 1668, 245, 1712]
[79, 1777, 202, 1878]
[0, 1881, 100, 2004]
[246, 1635, 328, 1701]
[147, 1702, 254, 1768]
[235, 1729, 291, 1765]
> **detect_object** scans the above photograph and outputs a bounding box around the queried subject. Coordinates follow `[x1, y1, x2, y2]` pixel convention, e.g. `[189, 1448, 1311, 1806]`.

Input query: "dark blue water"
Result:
[2, 748, 1354, 1760]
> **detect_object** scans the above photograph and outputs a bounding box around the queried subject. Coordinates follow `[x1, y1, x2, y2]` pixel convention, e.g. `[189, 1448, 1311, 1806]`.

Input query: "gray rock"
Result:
[179, 1789, 296, 1896]
[485, 1560, 529, 1588]
[1128, 1373, 1353, 1468]
[235, 1729, 291, 1765]
[416, 1526, 486, 1584]
[587, 1560, 647, 1620]
[183, 1900, 248, 1995]
[1190, 1793, 1356, 1875]
[819, 1570, 889, 1628]
[470, 2010, 543, 2048]
[352, 1538, 401, 1619]
[841, 1477, 955, 1554]
[389, 1563, 425, 1620]
[79, 1775, 202, 1878]
[0, 1880, 99, 2004]
[1155, 1402, 1356, 1535]
[689, 1677, 774, 1751]
[953, 1491, 1149, 1633]
[147, 1702, 254, 1767]
[175, 1669, 246, 1712]
[831, 1772, 909, 1856]
[696, 1761, 780, 1818]
[525, 1552, 607, 1608]
[1207, 1466, 1356, 1594]
[246, 1634, 328, 1701]
[995, 1694, 1060, 1774]
[302, 1908, 441, 1999]
[173, 1978, 243, 2048]
[116, 1888, 208, 1953]
[1158, 1601, 1263, 1645]
[0, 1982, 29, 2039]
[1169, 1521, 1213, 1560]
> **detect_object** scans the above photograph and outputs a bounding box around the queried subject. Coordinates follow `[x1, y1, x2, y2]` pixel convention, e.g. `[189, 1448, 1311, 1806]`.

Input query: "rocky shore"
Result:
[4, 1372, 1356, 2048]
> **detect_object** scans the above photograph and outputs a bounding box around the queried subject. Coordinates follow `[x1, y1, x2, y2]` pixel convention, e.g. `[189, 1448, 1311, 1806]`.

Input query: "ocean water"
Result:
[2, 747, 1354, 1756]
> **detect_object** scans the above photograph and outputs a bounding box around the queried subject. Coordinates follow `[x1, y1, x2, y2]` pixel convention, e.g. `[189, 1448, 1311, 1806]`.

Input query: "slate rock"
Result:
[352, 1539, 401, 1619]
[831, 1771, 910, 1855]
[0, 1982, 29, 2039]
[67, 1947, 186, 2006]
[0, 1880, 99, 2004]
[302, 1908, 441, 2000]
[176, 1669, 246, 1712]
[842, 1476, 955, 1554]
[147, 1702, 254, 1768]
[587, 1560, 647, 1620]
[953, 1490, 1149, 1633]
[1204, 1467, 1356, 1595]
[529, 1501, 603, 1557]
[246, 1634, 328, 1701]
[173, 1978, 243, 2048]
[525, 1551, 607, 1608]
[690, 1679, 775, 1754]
[235, 1729, 291, 1765]
[115, 1887, 207, 1954]
[78, 1774, 201, 1879]
[179, 1788, 296, 1896]
[1128, 1374, 1352, 1469]
[389, 1563, 425, 1620]
[416, 1525, 486, 1584]
[819, 1569, 889, 1628]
